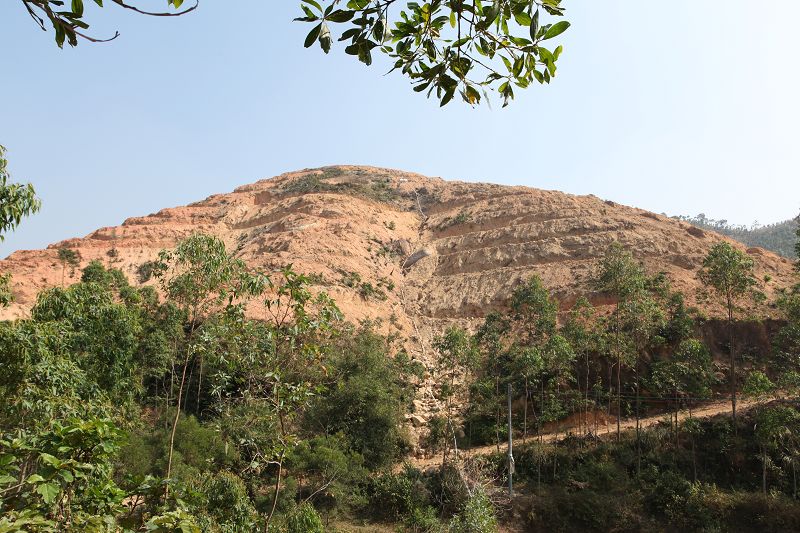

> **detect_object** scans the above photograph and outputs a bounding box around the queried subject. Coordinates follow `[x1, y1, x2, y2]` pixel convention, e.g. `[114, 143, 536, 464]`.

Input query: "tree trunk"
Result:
[523, 378, 529, 443]
[762, 446, 768, 496]
[265, 450, 286, 532]
[165, 348, 191, 497]
[585, 351, 590, 436]
[196, 355, 203, 414]
[165, 321, 197, 499]
[635, 365, 641, 476]
[616, 354, 622, 442]
[495, 376, 501, 453]
[728, 298, 737, 434]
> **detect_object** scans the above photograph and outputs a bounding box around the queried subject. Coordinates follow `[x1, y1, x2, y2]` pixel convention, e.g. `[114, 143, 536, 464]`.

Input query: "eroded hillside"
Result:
[1, 166, 795, 423]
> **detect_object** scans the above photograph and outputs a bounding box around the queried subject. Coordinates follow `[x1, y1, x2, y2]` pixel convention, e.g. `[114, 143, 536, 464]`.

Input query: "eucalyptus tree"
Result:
[56, 248, 81, 287]
[150, 233, 255, 493]
[561, 297, 600, 435]
[432, 325, 478, 461]
[18, 0, 571, 106]
[649, 339, 714, 444]
[594, 242, 649, 441]
[699, 242, 758, 428]
[774, 227, 800, 377]
[472, 310, 511, 450]
[754, 406, 800, 496]
[198, 266, 343, 529]
[508, 276, 559, 441]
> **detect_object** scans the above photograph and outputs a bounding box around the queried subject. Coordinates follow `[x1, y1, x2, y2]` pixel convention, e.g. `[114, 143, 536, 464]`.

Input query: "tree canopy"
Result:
[19, 0, 570, 106]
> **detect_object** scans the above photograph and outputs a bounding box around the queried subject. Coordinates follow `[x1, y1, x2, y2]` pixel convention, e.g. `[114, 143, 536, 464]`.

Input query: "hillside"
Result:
[1, 165, 795, 346]
[677, 214, 799, 259]
[3, 166, 800, 532]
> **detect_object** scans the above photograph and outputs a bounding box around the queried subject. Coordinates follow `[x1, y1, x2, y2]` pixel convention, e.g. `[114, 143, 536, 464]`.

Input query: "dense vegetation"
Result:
[0, 235, 495, 531]
[1, 230, 800, 531]
[678, 213, 799, 259]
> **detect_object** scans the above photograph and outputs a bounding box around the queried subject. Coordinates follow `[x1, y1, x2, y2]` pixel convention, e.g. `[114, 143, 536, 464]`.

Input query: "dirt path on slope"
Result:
[409, 397, 770, 470]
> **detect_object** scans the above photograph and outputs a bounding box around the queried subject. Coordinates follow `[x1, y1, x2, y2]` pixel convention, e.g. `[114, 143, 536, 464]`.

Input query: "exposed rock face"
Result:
[1, 165, 795, 361]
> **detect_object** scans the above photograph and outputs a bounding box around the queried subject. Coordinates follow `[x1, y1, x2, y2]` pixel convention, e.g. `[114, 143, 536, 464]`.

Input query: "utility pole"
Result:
[508, 383, 514, 498]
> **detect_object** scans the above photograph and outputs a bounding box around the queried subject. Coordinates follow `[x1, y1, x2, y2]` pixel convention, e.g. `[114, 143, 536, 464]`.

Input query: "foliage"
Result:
[282, 502, 324, 533]
[0, 418, 126, 530]
[19, 0, 195, 48]
[742, 370, 775, 402]
[447, 487, 497, 533]
[698, 242, 758, 314]
[0, 145, 40, 243]
[369, 466, 431, 522]
[297, 0, 570, 106]
[282, 170, 401, 203]
[20, 1, 571, 106]
[304, 327, 411, 469]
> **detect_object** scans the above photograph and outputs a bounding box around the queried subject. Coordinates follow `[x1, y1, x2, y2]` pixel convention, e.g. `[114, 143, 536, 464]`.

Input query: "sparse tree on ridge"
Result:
[56, 247, 81, 287]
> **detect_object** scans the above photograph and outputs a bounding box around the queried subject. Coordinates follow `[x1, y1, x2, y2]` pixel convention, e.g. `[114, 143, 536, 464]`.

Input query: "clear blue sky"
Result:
[2, 1, 799, 256]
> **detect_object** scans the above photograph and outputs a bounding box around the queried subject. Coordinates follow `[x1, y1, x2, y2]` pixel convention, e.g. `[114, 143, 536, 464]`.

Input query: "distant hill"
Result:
[676, 214, 798, 259]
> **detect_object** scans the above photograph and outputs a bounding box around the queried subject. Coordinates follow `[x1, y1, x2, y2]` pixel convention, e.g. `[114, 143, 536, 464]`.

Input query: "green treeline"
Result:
[678, 214, 799, 259]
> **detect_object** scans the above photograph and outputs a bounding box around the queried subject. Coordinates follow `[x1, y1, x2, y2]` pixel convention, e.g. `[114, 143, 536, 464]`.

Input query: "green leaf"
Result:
[543, 21, 570, 40]
[37, 482, 60, 504]
[304, 23, 323, 48]
[530, 9, 539, 41]
[326, 10, 354, 23]
[302, 0, 322, 11]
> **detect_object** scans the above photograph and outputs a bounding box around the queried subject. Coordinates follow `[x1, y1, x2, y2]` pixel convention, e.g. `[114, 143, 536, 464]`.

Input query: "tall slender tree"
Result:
[594, 243, 647, 441]
[699, 242, 758, 430]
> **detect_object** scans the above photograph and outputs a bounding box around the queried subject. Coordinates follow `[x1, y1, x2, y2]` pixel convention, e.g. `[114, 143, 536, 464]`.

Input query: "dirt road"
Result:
[410, 397, 769, 469]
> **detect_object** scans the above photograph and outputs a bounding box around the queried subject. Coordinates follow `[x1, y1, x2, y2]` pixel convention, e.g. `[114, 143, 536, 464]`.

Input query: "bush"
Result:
[369, 467, 430, 522]
[305, 328, 410, 469]
[282, 502, 325, 533]
[200, 471, 257, 532]
[448, 488, 497, 533]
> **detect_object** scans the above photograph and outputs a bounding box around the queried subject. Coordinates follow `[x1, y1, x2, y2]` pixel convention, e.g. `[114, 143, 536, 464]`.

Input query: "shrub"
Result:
[448, 488, 497, 533]
[282, 502, 325, 533]
[369, 467, 430, 522]
[200, 471, 257, 532]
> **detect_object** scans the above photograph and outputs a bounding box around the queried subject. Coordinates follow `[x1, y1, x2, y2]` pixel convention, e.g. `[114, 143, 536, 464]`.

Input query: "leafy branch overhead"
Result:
[19, 0, 196, 48]
[296, 0, 570, 106]
[18, 0, 569, 107]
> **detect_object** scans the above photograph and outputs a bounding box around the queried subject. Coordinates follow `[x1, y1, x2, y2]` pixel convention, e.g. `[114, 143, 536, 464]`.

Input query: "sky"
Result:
[1, 1, 799, 256]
